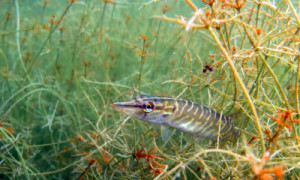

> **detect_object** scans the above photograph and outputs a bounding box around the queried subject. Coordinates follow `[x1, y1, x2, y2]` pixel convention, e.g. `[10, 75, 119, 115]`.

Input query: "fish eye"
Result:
[143, 102, 154, 113]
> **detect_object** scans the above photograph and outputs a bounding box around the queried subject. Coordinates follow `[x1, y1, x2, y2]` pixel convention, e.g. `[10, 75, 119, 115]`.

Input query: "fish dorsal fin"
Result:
[161, 125, 175, 142]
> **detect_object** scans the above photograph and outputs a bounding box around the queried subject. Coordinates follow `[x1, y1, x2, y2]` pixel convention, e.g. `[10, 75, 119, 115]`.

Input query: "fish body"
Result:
[111, 94, 240, 143]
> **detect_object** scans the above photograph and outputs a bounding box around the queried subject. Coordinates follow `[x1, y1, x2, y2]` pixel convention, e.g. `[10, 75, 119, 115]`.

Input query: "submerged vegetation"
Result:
[0, 0, 299, 179]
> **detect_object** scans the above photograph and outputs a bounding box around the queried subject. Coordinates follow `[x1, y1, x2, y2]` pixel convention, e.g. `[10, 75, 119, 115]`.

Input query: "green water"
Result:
[1, 0, 299, 179]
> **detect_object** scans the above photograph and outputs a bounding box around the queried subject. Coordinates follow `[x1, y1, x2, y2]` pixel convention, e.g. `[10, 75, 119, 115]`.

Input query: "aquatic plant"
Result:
[0, 0, 299, 179]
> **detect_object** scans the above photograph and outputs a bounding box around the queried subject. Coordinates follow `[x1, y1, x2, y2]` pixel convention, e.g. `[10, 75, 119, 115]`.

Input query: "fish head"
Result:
[111, 94, 174, 124]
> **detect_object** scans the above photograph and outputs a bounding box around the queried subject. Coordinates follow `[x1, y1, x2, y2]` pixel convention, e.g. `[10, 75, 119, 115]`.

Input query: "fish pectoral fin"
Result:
[161, 125, 174, 143]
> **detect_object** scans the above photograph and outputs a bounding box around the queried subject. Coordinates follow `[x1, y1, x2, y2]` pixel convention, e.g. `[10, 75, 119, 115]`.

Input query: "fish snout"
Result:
[110, 100, 138, 110]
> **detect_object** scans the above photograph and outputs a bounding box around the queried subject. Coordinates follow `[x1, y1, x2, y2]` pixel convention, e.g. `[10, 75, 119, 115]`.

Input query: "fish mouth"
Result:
[111, 100, 142, 111]
[111, 100, 143, 117]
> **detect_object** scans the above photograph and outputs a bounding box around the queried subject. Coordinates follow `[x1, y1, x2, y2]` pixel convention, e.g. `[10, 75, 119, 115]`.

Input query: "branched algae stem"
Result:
[138, 35, 147, 94]
[223, 23, 231, 52]
[160, 148, 248, 178]
[218, 28, 229, 52]
[2, 8, 12, 52]
[26, 1, 74, 74]
[258, 51, 300, 147]
[208, 27, 265, 153]
[72, 14, 86, 67]
[41, 0, 48, 24]
[296, 56, 300, 116]
[99, 1, 107, 40]
[55, 27, 64, 72]
[108, 3, 116, 35]
[0, 128, 31, 179]
[152, 18, 163, 90]
[286, 0, 300, 26]
[14, 0, 31, 82]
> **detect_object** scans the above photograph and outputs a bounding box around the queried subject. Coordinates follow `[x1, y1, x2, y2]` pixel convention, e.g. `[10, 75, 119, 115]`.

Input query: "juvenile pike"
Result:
[111, 94, 240, 143]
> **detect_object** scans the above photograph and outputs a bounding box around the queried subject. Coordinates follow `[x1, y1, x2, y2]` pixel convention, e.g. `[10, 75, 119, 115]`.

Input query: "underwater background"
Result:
[0, 0, 300, 179]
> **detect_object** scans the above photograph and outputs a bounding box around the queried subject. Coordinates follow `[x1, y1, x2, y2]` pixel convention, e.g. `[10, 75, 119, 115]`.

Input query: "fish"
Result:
[111, 94, 240, 143]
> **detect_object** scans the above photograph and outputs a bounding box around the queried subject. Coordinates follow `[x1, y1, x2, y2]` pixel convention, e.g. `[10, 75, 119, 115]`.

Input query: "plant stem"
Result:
[0, 128, 31, 179]
[258, 51, 299, 146]
[296, 57, 300, 115]
[208, 27, 265, 153]
[27, 1, 74, 74]
[286, 0, 300, 26]
[14, 0, 31, 82]
[138, 39, 146, 94]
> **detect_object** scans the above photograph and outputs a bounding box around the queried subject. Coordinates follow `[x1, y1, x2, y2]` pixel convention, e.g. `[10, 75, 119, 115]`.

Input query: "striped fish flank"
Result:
[111, 94, 240, 143]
